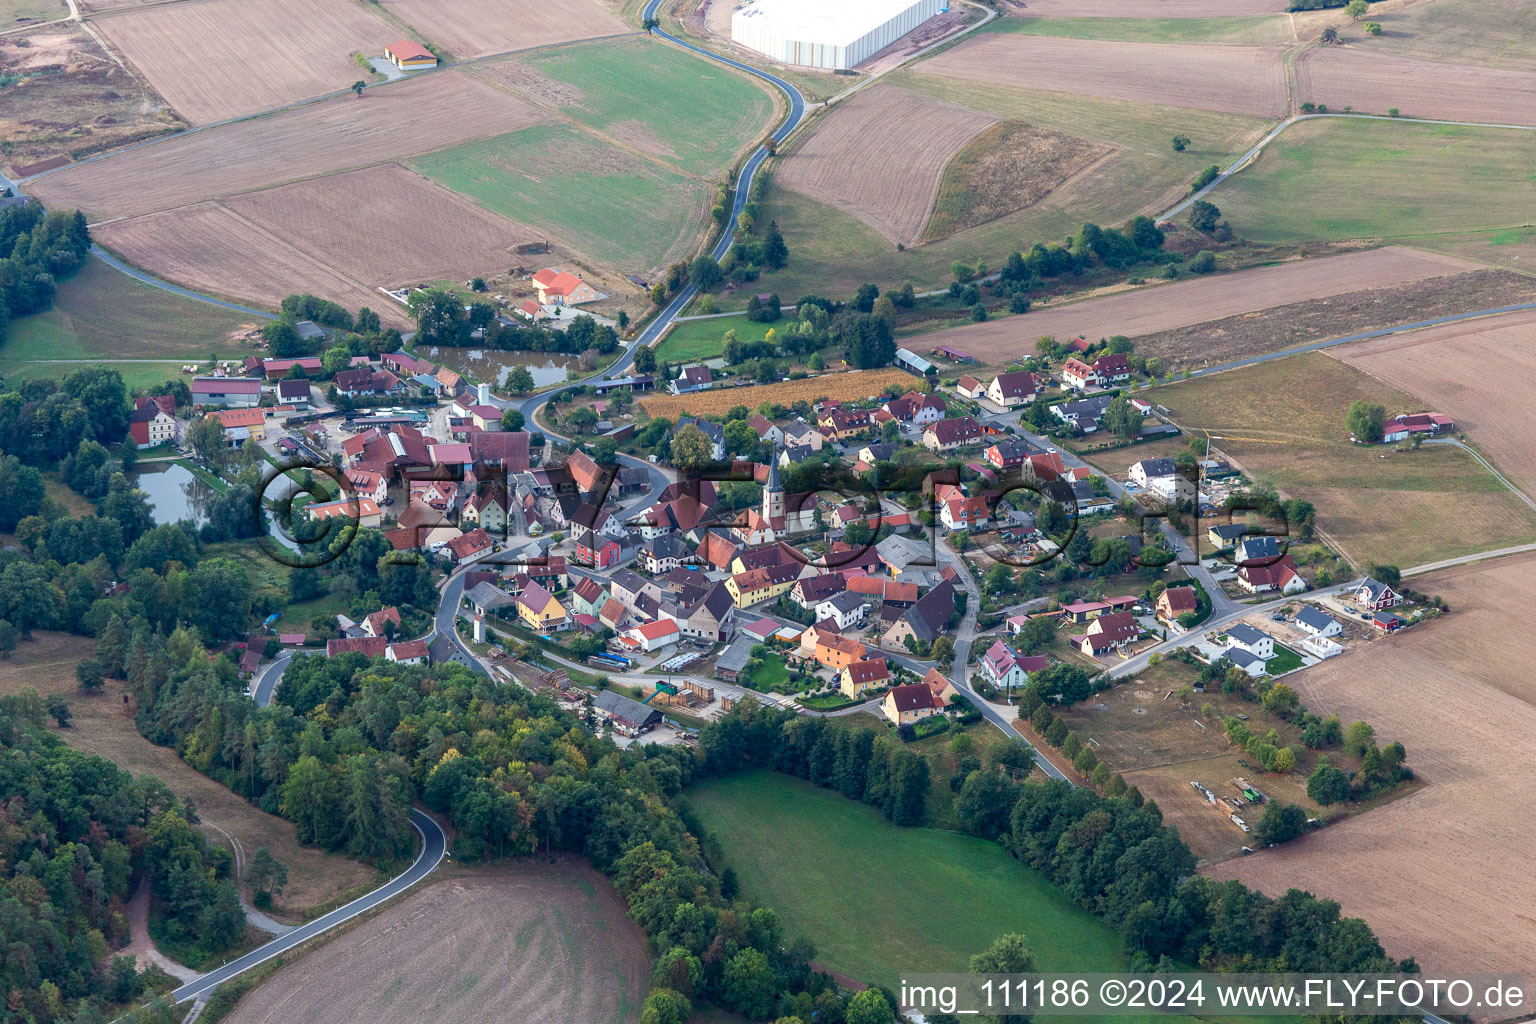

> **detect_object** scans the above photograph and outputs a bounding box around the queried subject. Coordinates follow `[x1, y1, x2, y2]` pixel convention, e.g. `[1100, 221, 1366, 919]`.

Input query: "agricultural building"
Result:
[731, 0, 944, 69]
[385, 40, 438, 70]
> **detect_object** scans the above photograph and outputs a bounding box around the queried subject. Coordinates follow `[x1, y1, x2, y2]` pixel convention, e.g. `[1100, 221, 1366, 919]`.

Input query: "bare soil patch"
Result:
[0, 632, 377, 920]
[1333, 306, 1536, 495]
[475, 57, 587, 106]
[923, 120, 1112, 242]
[919, 246, 1483, 363]
[222, 861, 651, 1024]
[1014, 0, 1285, 14]
[917, 34, 1286, 117]
[0, 26, 182, 175]
[1296, 46, 1536, 125]
[29, 71, 548, 221]
[95, 203, 398, 323]
[378, 0, 629, 59]
[1136, 268, 1536, 371]
[778, 85, 997, 246]
[640, 368, 916, 419]
[94, 0, 400, 124]
[224, 163, 540, 289]
[1210, 556, 1536, 1012]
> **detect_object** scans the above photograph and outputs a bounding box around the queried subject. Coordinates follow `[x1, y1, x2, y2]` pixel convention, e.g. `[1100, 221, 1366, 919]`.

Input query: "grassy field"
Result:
[518, 36, 774, 177]
[412, 122, 709, 276]
[1148, 352, 1536, 567]
[654, 314, 772, 362]
[687, 770, 1136, 989]
[2, 0, 62, 27]
[1206, 119, 1536, 244]
[756, 79, 1270, 300]
[993, 14, 1294, 45]
[1354, 0, 1536, 73]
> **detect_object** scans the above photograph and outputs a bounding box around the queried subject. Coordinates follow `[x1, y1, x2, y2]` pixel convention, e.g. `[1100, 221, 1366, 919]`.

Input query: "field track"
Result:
[94, 0, 400, 124]
[378, 0, 630, 58]
[94, 203, 401, 325]
[1296, 47, 1536, 126]
[28, 72, 548, 221]
[916, 34, 1287, 117]
[1210, 555, 1536, 1016]
[1332, 307, 1536, 494]
[777, 85, 996, 246]
[225, 163, 541, 289]
[917, 246, 1482, 361]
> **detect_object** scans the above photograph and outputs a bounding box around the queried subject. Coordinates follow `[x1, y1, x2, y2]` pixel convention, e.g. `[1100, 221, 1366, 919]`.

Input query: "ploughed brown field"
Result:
[94, 0, 401, 124]
[1296, 47, 1536, 125]
[1210, 556, 1536, 1017]
[0, 633, 377, 920]
[94, 203, 402, 323]
[28, 71, 548, 221]
[224, 163, 540, 289]
[377, 0, 630, 59]
[918, 246, 1482, 362]
[1332, 307, 1536, 494]
[916, 34, 1287, 117]
[222, 862, 652, 1024]
[777, 85, 997, 246]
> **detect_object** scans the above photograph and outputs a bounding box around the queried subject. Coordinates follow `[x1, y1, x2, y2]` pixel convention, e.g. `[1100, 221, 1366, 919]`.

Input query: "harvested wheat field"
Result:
[923, 120, 1112, 241]
[379, 0, 629, 59]
[921, 246, 1482, 363]
[1016, 0, 1286, 14]
[778, 85, 997, 246]
[225, 163, 540, 288]
[641, 368, 916, 419]
[917, 34, 1286, 117]
[1333, 307, 1536, 493]
[1296, 47, 1536, 125]
[29, 71, 547, 221]
[95, 203, 397, 321]
[1211, 557, 1536, 1015]
[223, 862, 651, 1024]
[0, 26, 182, 174]
[0, 632, 378, 921]
[95, 0, 401, 124]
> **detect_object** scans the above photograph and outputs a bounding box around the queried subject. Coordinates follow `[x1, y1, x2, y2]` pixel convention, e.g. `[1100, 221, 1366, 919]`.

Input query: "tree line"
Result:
[0, 203, 91, 346]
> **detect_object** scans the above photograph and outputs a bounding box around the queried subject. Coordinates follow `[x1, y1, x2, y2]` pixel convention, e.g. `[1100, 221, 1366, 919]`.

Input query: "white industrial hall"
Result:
[730, 0, 946, 70]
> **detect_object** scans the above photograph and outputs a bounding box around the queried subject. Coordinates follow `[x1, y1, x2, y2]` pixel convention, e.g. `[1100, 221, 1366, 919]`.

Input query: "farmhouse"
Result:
[385, 40, 438, 70]
[731, 0, 943, 70]
[1294, 605, 1343, 638]
[532, 268, 603, 306]
[1381, 412, 1454, 443]
[128, 397, 176, 448]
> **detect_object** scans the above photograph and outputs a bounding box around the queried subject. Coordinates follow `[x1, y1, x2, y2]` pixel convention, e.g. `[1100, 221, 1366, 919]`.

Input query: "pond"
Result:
[128, 462, 214, 525]
[423, 347, 577, 389]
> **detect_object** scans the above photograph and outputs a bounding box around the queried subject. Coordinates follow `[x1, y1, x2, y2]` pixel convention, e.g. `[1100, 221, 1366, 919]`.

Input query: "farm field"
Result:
[1295, 47, 1536, 126]
[378, 0, 630, 59]
[1126, 267, 1536, 372]
[95, 203, 397, 323]
[224, 163, 539, 289]
[0, 633, 378, 920]
[411, 122, 708, 276]
[1211, 555, 1536, 1012]
[1343, 0, 1536, 74]
[1, 0, 62, 29]
[655, 315, 774, 362]
[993, 14, 1296, 45]
[0, 25, 182, 175]
[221, 862, 651, 1024]
[1013, 0, 1286, 14]
[28, 71, 548, 221]
[914, 246, 1483, 364]
[1204, 118, 1536, 243]
[915, 35, 1287, 117]
[1148, 352, 1536, 567]
[686, 770, 1139, 991]
[93, 0, 401, 124]
[638, 368, 915, 419]
[1332, 307, 1536, 494]
[753, 78, 1270, 299]
[776, 84, 997, 246]
[491, 35, 775, 176]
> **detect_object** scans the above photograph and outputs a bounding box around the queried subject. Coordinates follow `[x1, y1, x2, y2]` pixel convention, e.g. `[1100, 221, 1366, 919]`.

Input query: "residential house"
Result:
[882, 579, 956, 650]
[921, 666, 958, 706]
[621, 618, 681, 653]
[1091, 353, 1131, 386]
[570, 577, 609, 618]
[445, 527, 493, 564]
[1050, 393, 1115, 433]
[327, 636, 389, 657]
[531, 268, 603, 306]
[1294, 605, 1343, 638]
[840, 658, 890, 699]
[1060, 357, 1102, 391]
[461, 487, 508, 534]
[1380, 412, 1454, 443]
[1206, 523, 1249, 549]
[1226, 624, 1275, 667]
[276, 379, 311, 408]
[1155, 586, 1199, 626]
[883, 391, 947, 425]
[979, 640, 1047, 691]
[940, 493, 989, 531]
[986, 371, 1037, 407]
[128, 397, 177, 448]
[1352, 577, 1402, 611]
[748, 413, 784, 446]
[818, 408, 873, 441]
[1237, 553, 1306, 595]
[610, 569, 661, 611]
[514, 582, 567, 631]
[676, 417, 727, 460]
[639, 534, 691, 575]
[1072, 610, 1141, 656]
[333, 368, 403, 398]
[1129, 457, 1193, 502]
[725, 562, 800, 608]
[307, 497, 382, 529]
[361, 607, 401, 638]
[675, 582, 735, 643]
[784, 424, 823, 450]
[922, 417, 983, 452]
[882, 683, 944, 726]
[385, 640, 430, 665]
[805, 626, 870, 673]
[815, 591, 869, 631]
[672, 365, 714, 393]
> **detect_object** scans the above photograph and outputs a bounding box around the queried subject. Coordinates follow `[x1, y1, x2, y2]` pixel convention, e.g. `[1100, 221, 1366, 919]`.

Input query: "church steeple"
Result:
[764, 446, 785, 523]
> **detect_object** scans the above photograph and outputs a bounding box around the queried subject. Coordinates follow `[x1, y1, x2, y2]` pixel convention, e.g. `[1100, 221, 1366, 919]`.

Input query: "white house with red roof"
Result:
[1072, 610, 1142, 656]
[531, 268, 604, 306]
[128, 397, 176, 448]
[940, 493, 989, 531]
[621, 618, 682, 653]
[979, 640, 1047, 690]
[385, 640, 430, 665]
[343, 468, 388, 506]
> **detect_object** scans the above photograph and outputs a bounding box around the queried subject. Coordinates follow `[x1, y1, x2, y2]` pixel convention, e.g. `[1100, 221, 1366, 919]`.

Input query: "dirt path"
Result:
[120, 880, 200, 984]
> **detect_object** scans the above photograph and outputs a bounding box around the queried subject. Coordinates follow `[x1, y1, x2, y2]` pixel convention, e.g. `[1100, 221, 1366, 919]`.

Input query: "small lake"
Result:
[129, 463, 214, 525]
[424, 347, 577, 389]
